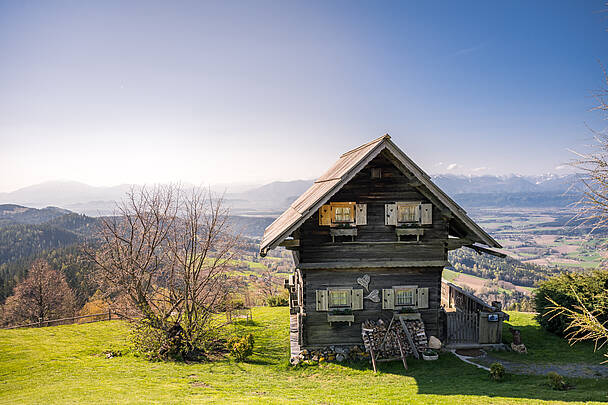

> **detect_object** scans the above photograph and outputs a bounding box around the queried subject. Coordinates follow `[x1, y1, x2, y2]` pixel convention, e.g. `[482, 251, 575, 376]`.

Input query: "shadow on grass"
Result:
[327, 353, 607, 403]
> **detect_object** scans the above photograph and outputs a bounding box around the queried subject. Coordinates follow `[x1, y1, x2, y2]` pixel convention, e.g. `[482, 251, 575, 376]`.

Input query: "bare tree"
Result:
[92, 185, 240, 359]
[571, 69, 608, 232]
[1, 259, 75, 326]
[557, 67, 608, 362]
[546, 291, 608, 363]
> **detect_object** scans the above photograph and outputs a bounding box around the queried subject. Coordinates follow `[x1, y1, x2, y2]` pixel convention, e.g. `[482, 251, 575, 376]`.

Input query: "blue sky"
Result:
[0, 1, 606, 191]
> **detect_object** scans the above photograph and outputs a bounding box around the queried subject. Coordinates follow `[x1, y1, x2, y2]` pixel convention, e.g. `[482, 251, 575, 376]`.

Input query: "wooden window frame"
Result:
[328, 288, 352, 309]
[396, 202, 420, 224]
[393, 285, 417, 307]
[330, 202, 356, 226]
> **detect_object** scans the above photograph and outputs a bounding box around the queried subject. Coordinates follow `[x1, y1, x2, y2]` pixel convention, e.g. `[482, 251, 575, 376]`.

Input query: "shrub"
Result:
[535, 270, 608, 336]
[489, 362, 505, 381]
[228, 333, 255, 362]
[547, 372, 567, 391]
[130, 320, 171, 361]
[266, 295, 289, 307]
[129, 318, 217, 361]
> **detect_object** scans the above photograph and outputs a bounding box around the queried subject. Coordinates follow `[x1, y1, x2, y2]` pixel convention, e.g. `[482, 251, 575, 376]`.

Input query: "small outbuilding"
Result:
[259, 135, 508, 357]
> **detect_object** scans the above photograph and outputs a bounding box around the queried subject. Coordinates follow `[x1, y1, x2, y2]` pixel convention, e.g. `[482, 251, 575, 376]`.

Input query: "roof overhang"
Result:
[259, 134, 501, 256]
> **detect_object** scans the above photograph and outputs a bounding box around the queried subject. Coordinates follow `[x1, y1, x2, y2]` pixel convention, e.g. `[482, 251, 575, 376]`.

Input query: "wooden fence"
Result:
[445, 311, 479, 344]
[1, 309, 122, 330]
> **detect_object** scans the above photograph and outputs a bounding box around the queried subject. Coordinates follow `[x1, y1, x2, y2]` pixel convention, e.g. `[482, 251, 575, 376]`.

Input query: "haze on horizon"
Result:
[1, 1, 606, 193]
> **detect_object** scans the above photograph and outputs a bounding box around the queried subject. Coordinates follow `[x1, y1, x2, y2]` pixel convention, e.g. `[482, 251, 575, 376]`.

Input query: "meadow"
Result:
[1, 307, 606, 404]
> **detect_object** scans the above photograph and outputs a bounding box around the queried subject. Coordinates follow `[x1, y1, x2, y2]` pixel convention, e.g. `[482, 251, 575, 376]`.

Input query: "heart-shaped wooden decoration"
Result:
[364, 289, 380, 303]
[357, 274, 370, 291]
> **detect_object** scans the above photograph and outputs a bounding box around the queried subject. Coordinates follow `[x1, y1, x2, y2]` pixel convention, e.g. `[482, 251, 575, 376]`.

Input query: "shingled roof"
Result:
[259, 134, 500, 256]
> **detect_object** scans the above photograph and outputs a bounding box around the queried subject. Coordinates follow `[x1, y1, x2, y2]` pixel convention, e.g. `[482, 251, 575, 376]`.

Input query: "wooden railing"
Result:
[1, 309, 122, 330]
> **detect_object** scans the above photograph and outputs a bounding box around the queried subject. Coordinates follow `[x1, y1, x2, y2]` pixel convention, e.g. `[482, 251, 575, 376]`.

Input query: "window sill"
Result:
[327, 313, 355, 326]
[395, 228, 424, 242]
[330, 227, 357, 242]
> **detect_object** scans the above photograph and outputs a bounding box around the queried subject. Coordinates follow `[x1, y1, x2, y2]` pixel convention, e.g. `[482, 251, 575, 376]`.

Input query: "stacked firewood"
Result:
[361, 318, 428, 359]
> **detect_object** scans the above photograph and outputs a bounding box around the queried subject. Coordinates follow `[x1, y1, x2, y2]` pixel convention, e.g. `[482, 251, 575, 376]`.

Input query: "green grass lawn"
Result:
[492, 312, 606, 365]
[1, 308, 606, 404]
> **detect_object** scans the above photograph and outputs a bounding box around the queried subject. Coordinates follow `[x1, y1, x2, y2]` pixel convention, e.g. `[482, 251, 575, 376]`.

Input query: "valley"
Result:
[1, 174, 605, 316]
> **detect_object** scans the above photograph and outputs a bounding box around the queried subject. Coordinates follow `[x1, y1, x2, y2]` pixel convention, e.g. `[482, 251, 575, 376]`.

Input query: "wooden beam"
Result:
[279, 239, 300, 248]
[447, 238, 473, 250]
[297, 260, 449, 270]
[466, 245, 507, 258]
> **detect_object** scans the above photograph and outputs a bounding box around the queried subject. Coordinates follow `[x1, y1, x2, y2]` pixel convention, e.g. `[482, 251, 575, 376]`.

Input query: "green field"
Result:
[492, 312, 604, 364]
[1, 308, 606, 404]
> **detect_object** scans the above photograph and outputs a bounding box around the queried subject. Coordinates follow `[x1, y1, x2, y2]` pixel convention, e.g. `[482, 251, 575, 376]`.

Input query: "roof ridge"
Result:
[340, 134, 390, 158]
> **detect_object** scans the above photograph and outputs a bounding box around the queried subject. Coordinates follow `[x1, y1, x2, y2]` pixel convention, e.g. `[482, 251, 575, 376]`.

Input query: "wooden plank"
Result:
[397, 337, 409, 371]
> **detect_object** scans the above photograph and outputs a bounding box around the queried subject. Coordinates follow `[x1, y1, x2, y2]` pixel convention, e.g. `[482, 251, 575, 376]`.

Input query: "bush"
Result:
[534, 270, 608, 336]
[130, 320, 171, 361]
[489, 362, 505, 381]
[266, 295, 289, 307]
[547, 372, 567, 391]
[129, 318, 217, 361]
[228, 333, 254, 362]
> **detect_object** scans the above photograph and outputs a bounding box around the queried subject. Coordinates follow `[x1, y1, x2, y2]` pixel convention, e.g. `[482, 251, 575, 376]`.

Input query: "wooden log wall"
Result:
[297, 152, 449, 265]
[301, 267, 442, 347]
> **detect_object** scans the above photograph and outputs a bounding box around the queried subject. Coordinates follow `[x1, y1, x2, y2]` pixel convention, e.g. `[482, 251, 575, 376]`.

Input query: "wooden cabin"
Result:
[259, 135, 507, 356]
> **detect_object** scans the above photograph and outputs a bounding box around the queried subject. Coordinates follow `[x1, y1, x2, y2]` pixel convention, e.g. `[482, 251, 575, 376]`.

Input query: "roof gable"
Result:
[259, 135, 500, 256]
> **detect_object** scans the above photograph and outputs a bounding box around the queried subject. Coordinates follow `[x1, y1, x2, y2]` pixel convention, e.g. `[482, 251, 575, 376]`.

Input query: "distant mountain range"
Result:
[0, 174, 583, 216]
[432, 174, 581, 195]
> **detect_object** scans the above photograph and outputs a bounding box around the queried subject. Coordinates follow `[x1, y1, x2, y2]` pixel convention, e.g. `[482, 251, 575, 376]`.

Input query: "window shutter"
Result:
[416, 287, 429, 309]
[420, 203, 433, 225]
[382, 289, 394, 309]
[385, 204, 397, 225]
[319, 205, 331, 226]
[351, 289, 363, 310]
[414, 204, 422, 222]
[355, 204, 367, 225]
[316, 290, 328, 311]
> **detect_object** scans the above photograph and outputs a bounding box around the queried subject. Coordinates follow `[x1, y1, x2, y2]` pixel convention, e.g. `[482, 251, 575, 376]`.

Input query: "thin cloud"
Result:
[446, 163, 462, 171]
[453, 41, 489, 57]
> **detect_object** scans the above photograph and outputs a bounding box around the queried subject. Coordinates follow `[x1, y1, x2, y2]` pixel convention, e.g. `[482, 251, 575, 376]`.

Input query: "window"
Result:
[397, 202, 419, 223]
[328, 289, 351, 308]
[394, 287, 416, 306]
[334, 206, 352, 222]
[329, 202, 356, 224]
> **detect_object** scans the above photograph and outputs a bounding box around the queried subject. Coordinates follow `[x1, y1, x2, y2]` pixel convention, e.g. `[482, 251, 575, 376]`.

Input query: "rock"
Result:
[511, 343, 527, 354]
[300, 349, 309, 357]
[290, 357, 300, 366]
[319, 357, 326, 363]
[327, 355, 335, 361]
[335, 346, 347, 354]
[428, 336, 442, 350]
[312, 354, 319, 361]
[336, 353, 346, 362]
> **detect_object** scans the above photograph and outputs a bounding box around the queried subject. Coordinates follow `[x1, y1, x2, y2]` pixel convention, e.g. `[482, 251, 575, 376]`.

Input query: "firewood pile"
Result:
[361, 317, 428, 359]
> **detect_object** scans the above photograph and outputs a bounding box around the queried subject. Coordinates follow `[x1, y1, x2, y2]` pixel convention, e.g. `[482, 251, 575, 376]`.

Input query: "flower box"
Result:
[327, 313, 355, 326]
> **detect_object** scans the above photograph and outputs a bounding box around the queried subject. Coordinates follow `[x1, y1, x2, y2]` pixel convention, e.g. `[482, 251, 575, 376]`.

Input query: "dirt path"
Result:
[453, 350, 608, 379]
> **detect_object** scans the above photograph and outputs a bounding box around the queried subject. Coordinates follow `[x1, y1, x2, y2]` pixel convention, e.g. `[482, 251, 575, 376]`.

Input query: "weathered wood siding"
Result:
[301, 267, 443, 347]
[297, 152, 449, 265]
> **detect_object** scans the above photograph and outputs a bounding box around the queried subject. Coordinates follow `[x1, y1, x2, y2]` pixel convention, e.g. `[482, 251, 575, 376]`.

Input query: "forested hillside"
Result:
[448, 249, 563, 287]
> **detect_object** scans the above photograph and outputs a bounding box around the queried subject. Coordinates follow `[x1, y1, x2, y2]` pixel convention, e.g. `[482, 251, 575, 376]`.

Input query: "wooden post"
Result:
[397, 338, 408, 371]
[364, 330, 378, 373]
[108, 308, 112, 321]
